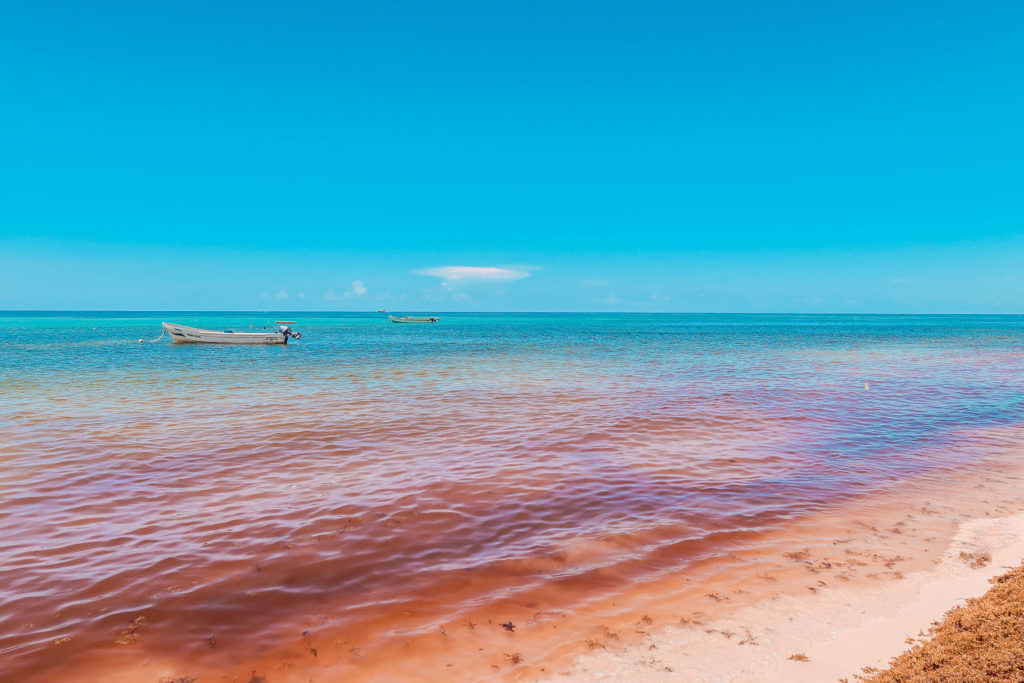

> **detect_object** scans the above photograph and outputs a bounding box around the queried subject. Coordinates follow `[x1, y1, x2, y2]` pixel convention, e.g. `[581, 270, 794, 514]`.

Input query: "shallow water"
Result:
[1, 313, 1023, 681]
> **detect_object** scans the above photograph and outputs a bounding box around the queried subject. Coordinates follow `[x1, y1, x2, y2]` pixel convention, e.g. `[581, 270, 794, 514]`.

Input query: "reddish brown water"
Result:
[2, 313, 1023, 681]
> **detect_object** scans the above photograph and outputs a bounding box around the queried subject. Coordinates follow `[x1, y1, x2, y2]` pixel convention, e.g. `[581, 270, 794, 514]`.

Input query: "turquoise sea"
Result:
[2, 312, 1023, 681]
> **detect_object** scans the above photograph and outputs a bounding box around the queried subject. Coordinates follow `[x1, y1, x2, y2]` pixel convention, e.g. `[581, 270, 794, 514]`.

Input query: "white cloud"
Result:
[416, 266, 531, 282]
[275, 289, 288, 299]
[581, 279, 608, 286]
[325, 281, 368, 300]
[599, 294, 622, 304]
[889, 277, 911, 284]
[650, 291, 670, 302]
[297, 292, 305, 299]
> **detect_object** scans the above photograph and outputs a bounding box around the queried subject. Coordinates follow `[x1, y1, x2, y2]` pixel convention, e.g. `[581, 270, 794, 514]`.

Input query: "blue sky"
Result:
[1, 1, 1022, 311]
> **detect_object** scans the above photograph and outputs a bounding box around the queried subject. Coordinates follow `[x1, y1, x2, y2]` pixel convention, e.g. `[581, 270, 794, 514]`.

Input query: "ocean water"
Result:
[1, 312, 1023, 681]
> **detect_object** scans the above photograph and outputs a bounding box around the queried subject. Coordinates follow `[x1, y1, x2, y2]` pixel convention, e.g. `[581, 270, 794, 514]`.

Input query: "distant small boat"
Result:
[388, 315, 439, 324]
[162, 322, 302, 344]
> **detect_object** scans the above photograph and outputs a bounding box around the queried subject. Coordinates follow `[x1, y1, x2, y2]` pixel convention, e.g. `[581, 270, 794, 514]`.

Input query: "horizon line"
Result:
[1, 309, 1021, 316]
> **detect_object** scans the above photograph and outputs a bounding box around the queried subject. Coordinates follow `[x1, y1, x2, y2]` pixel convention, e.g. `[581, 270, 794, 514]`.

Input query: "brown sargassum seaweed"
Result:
[860, 562, 1024, 682]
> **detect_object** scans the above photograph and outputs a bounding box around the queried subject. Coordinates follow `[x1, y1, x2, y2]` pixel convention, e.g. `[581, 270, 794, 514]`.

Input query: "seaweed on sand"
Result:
[862, 563, 1024, 682]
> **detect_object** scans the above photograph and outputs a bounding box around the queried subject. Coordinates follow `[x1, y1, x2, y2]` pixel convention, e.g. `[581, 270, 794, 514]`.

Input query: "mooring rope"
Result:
[137, 329, 166, 343]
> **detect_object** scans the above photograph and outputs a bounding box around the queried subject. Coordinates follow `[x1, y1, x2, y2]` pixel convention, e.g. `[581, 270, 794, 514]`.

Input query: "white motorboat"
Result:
[161, 321, 302, 344]
[388, 315, 439, 323]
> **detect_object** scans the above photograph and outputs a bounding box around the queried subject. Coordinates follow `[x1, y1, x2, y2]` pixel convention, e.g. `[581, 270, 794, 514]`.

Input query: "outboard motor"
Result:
[278, 324, 302, 340]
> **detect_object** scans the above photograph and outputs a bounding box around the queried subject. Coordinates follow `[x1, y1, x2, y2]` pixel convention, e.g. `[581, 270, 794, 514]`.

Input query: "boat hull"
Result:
[162, 322, 288, 344]
[388, 315, 439, 323]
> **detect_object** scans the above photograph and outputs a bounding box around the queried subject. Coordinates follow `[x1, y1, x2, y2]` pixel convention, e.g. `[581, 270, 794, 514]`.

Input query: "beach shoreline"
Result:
[541, 439, 1024, 682]
[546, 513, 1024, 682]
[68, 432, 1024, 683]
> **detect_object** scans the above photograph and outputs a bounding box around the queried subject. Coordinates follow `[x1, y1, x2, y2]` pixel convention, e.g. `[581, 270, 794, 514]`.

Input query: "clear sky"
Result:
[1, 1, 1022, 312]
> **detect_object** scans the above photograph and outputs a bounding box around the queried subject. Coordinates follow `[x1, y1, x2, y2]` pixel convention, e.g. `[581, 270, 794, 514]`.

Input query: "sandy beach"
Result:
[540, 432, 1024, 682]
[547, 515, 1024, 682]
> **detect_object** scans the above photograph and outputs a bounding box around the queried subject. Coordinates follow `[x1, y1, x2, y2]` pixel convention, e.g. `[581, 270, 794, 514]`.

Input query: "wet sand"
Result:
[541, 430, 1024, 682]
